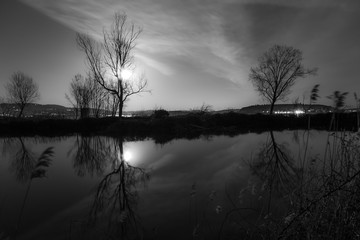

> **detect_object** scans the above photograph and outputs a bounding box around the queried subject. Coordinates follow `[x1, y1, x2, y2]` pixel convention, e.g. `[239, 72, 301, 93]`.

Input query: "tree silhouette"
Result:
[5, 72, 39, 118]
[66, 74, 94, 119]
[249, 45, 317, 115]
[250, 131, 300, 195]
[68, 137, 149, 239]
[89, 138, 149, 239]
[9, 139, 54, 239]
[10, 138, 37, 183]
[76, 12, 148, 118]
[69, 136, 110, 177]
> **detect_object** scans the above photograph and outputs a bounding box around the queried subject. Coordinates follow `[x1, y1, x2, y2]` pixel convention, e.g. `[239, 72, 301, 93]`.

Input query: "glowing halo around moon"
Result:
[116, 149, 133, 162]
[121, 69, 133, 80]
[123, 150, 133, 162]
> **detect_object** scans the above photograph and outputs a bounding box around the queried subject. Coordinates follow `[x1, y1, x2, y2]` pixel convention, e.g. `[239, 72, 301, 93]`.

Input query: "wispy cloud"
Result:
[20, 0, 248, 82]
[21, 0, 352, 78]
[19, 0, 360, 108]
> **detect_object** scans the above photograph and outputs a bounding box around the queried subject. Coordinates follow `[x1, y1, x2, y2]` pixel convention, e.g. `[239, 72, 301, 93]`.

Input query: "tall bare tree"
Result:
[249, 45, 317, 115]
[76, 12, 148, 118]
[66, 74, 94, 119]
[5, 71, 40, 118]
[89, 74, 108, 118]
[104, 93, 121, 117]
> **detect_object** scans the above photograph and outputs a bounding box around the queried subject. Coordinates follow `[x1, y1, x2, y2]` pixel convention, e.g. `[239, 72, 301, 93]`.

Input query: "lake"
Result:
[0, 130, 356, 239]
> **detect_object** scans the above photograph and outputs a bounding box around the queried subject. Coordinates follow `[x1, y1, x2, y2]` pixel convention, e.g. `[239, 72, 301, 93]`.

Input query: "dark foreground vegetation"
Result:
[0, 112, 358, 140]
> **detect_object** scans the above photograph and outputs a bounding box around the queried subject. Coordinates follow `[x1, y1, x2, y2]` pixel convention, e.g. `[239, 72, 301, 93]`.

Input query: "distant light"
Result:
[294, 109, 304, 115]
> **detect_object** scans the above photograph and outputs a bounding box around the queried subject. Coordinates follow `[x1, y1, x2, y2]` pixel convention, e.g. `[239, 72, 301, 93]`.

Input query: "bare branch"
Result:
[5, 71, 40, 118]
[76, 12, 147, 118]
[249, 45, 317, 115]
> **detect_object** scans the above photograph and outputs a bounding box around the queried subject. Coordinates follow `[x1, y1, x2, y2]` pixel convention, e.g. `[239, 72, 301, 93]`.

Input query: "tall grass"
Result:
[279, 131, 360, 239]
[206, 129, 360, 240]
[261, 91, 360, 239]
[260, 90, 359, 239]
[187, 92, 360, 239]
[14, 146, 54, 239]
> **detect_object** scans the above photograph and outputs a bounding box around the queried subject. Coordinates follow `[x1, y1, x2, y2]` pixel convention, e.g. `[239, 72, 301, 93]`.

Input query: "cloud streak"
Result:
[19, 0, 360, 108]
[20, 0, 247, 81]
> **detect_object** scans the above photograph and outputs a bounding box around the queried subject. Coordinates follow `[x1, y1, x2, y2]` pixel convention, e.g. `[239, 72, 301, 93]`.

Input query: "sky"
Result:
[1, 0, 360, 111]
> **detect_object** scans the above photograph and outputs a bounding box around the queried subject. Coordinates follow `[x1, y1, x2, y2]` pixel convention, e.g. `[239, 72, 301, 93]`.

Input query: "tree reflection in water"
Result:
[217, 131, 302, 239]
[3, 137, 54, 239]
[250, 131, 301, 194]
[9, 138, 37, 183]
[69, 136, 112, 177]
[3, 137, 54, 184]
[248, 131, 302, 237]
[221, 131, 360, 239]
[70, 136, 149, 240]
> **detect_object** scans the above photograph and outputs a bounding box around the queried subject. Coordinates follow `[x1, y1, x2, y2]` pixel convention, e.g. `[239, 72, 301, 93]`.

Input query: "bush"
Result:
[152, 109, 169, 119]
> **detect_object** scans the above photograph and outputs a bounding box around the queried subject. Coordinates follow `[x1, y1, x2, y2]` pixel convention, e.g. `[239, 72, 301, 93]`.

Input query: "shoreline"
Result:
[0, 112, 357, 140]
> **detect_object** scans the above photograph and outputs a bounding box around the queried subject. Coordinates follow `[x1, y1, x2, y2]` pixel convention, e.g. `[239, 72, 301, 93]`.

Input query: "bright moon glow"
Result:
[121, 69, 132, 80]
[123, 151, 133, 161]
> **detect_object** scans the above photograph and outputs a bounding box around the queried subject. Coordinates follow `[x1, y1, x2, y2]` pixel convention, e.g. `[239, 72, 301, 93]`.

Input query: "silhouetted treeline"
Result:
[0, 112, 358, 140]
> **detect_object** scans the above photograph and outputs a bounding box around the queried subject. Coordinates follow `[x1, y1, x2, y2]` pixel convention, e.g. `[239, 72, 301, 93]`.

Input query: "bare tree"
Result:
[249, 45, 317, 115]
[107, 93, 121, 117]
[76, 12, 148, 118]
[89, 74, 108, 118]
[87, 137, 148, 238]
[5, 71, 40, 118]
[66, 74, 94, 119]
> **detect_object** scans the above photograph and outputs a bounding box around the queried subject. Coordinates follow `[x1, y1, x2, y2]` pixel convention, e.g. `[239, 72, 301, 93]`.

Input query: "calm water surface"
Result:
[0, 131, 328, 239]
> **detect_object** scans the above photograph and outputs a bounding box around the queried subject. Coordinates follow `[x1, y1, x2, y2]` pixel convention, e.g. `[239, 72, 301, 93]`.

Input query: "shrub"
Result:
[152, 109, 169, 119]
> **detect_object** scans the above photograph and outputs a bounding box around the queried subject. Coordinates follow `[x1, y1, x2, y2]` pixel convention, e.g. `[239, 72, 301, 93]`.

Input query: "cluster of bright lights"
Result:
[294, 109, 305, 115]
[275, 111, 293, 114]
[274, 109, 305, 115]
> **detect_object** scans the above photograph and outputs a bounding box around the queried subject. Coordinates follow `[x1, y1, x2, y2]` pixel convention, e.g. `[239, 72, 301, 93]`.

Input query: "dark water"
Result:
[0, 131, 328, 239]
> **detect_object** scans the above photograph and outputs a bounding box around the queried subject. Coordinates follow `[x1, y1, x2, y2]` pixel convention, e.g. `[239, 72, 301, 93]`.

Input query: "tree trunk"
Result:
[80, 108, 90, 119]
[118, 100, 123, 118]
[18, 105, 25, 118]
[269, 130, 279, 161]
[118, 80, 124, 119]
[269, 102, 275, 115]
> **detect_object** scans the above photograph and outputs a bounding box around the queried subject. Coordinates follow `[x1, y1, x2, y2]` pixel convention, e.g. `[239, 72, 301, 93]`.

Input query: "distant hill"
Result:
[239, 104, 333, 114]
[0, 103, 335, 118]
[0, 103, 189, 118]
[0, 103, 74, 118]
[129, 110, 198, 117]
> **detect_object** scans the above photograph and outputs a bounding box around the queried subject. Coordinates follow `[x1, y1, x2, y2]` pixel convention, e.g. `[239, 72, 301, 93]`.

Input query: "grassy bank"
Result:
[0, 112, 358, 138]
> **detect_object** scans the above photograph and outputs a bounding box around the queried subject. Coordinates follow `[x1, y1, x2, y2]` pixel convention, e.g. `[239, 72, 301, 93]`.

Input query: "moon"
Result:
[121, 69, 132, 80]
[123, 150, 133, 161]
